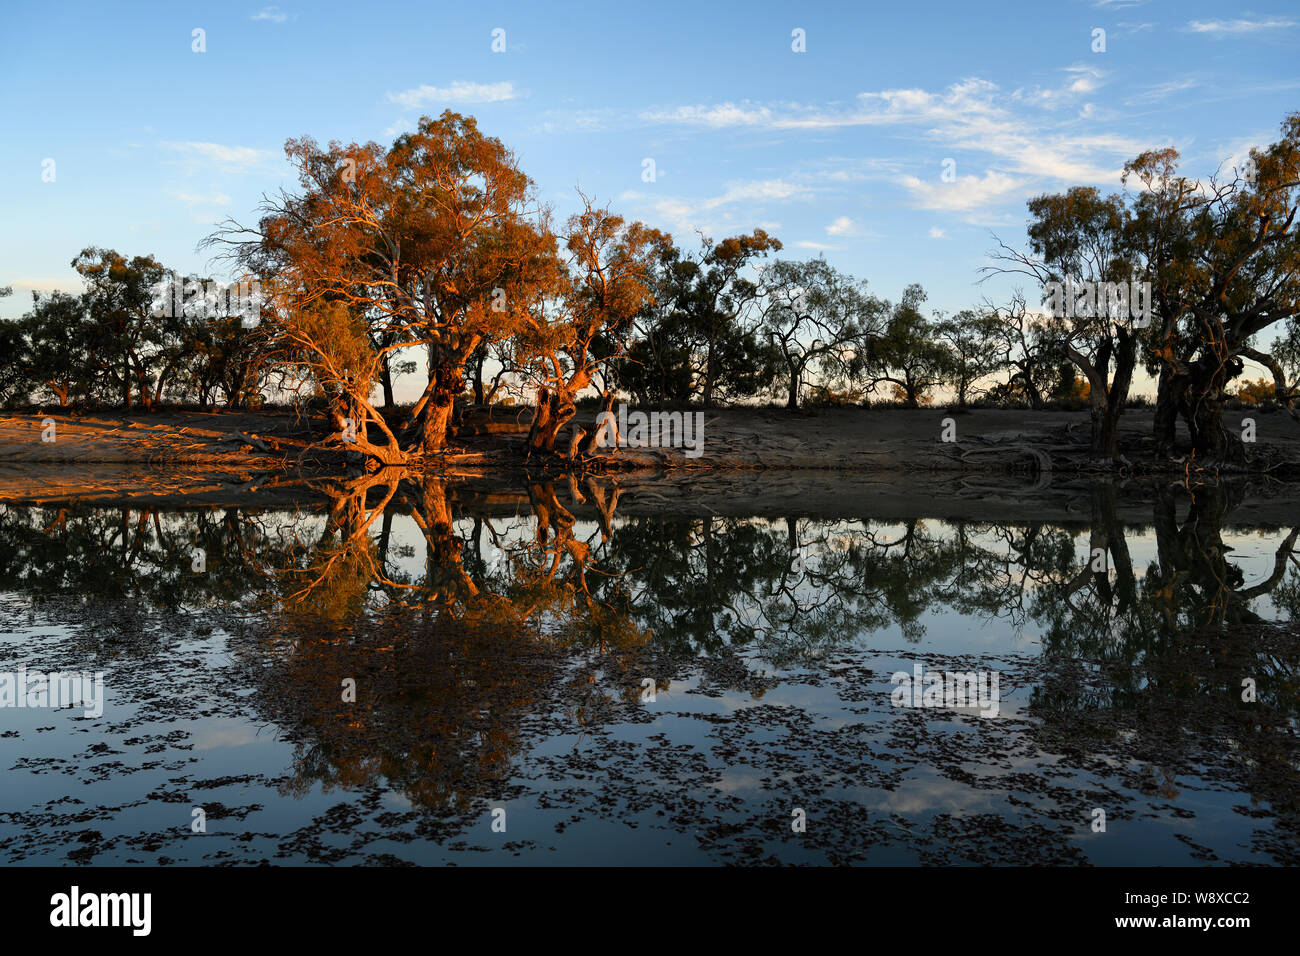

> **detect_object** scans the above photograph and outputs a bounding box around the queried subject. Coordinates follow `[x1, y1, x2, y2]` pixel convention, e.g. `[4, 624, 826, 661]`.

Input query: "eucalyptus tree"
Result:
[756, 257, 884, 409]
[206, 111, 561, 459]
[984, 188, 1139, 462]
[1124, 113, 1300, 460]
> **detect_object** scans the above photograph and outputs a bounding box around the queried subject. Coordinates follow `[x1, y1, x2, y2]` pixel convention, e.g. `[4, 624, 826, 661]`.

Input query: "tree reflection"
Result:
[1, 477, 1295, 818]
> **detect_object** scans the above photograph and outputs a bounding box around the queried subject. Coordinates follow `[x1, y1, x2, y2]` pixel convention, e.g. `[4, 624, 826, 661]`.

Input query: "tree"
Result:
[1125, 114, 1300, 460]
[985, 188, 1139, 461]
[263, 300, 408, 464]
[18, 291, 100, 406]
[613, 240, 696, 405]
[690, 230, 783, 407]
[180, 314, 270, 409]
[207, 111, 560, 459]
[515, 196, 668, 456]
[756, 257, 884, 409]
[1268, 317, 1300, 417]
[979, 291, 1063, 409]
[856, 284, 950, 407]
[617, 231, 783, 407]
[933, 308, 1003, 408]
[72, 248, 178, 410]
[0, 287, 30, 406]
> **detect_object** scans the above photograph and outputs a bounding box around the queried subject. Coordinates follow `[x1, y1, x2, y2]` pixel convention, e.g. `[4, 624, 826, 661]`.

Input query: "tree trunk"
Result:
[527, 388, 575, 455]
[786, 367, 800, 409]
[472, 348, 485, 406]
[422, 398, 454, 454]
[527, 388, 553, 453]
[1185, 356, 1244, 463]
[1070, 331, 1134, 462]
[1152, 366, 1188, 457]
[1190, 394, 1237, 461]
[380, 353, 395, 409]
[1022, 366, 1043, 410]
[1095, 403, 1121, 461]
[703, 332, 716, 409]
[577, 393, 617, 457]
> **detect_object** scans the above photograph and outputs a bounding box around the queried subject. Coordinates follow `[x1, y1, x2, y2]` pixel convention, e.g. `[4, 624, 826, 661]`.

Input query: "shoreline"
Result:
[2, 406, 1300, 511]
[1, 463, 1297, 527]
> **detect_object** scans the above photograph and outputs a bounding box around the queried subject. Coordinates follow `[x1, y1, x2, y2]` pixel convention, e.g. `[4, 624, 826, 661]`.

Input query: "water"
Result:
[0, 476, 1297, 864]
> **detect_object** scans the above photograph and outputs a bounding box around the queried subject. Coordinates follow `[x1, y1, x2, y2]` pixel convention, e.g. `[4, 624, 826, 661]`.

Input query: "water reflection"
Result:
[0, 477, 1297, 863]
[4, 479, 1295, 642]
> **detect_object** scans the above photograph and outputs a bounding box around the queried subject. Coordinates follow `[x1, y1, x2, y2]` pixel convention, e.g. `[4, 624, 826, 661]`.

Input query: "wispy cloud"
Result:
[619, 179, 812, 235]
[584, 75, 1152, 219]
[161, 141, 274, 172]
[250, 6, 289, 23]
[5, 276, 85, 296]
[637, 77, 1139, 189]
[1015, 65, 1105, 109]
[1184, 17, 1297, 35]
[710, 179, 810, 207]
[901, 171, 1027, 213]
[929, 227, 949, 239]
[1124, 77, 1198, 105]
[386, 81, 517, 110]
[170, 190, 231, 207]
[639, 102, 774, 127]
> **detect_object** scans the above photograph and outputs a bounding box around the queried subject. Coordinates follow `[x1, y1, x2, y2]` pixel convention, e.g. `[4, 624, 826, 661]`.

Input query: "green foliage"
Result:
[614, 230, 783, 406]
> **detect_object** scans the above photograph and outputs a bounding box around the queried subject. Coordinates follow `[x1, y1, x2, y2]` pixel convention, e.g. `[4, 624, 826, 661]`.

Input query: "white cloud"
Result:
[901, 171, 1026, 213]
[616, 75, 1156, 218]
[1185, 17, 1297, 35]
[826, 216, 857, 236]
[796, 240, 842, 251]
[640, 102, 774, 127]
[385, 81, 517, 110]
[1015, 65, 1105, 109]
[161, 141, 274, 171]
[619, 179, 810, 235]
[929, 227, 948, 239]
[637, 77, 1139, 191]
[250, 6, 288, 23]
[708, 179, 809, 208]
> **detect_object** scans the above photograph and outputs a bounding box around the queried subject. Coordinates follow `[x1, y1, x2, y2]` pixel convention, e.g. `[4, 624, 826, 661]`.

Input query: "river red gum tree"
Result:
[516, 197, 668, 456]
[206, 111, 560, 461]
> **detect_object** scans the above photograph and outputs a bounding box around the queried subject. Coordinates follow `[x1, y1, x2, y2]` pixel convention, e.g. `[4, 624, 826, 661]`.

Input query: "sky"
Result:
[2, 0, 1299, 396]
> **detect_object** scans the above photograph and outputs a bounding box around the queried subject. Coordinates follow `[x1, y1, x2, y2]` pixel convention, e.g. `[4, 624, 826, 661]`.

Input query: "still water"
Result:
[1, 475, 1297, 865]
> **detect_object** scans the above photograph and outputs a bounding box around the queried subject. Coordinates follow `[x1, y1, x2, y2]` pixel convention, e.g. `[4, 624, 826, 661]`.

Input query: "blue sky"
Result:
[3, 0, 1298, 357]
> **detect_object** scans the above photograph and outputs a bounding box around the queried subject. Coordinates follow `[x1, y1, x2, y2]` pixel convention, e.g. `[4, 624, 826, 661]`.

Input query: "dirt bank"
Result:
[1, 405, 1298, 508]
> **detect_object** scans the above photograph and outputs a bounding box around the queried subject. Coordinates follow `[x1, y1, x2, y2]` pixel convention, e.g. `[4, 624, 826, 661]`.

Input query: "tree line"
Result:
[3, 110, 1298, 465]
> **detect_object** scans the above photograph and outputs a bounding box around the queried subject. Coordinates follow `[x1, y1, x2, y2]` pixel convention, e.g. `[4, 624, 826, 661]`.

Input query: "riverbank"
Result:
[2, 405, 1299, 507]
